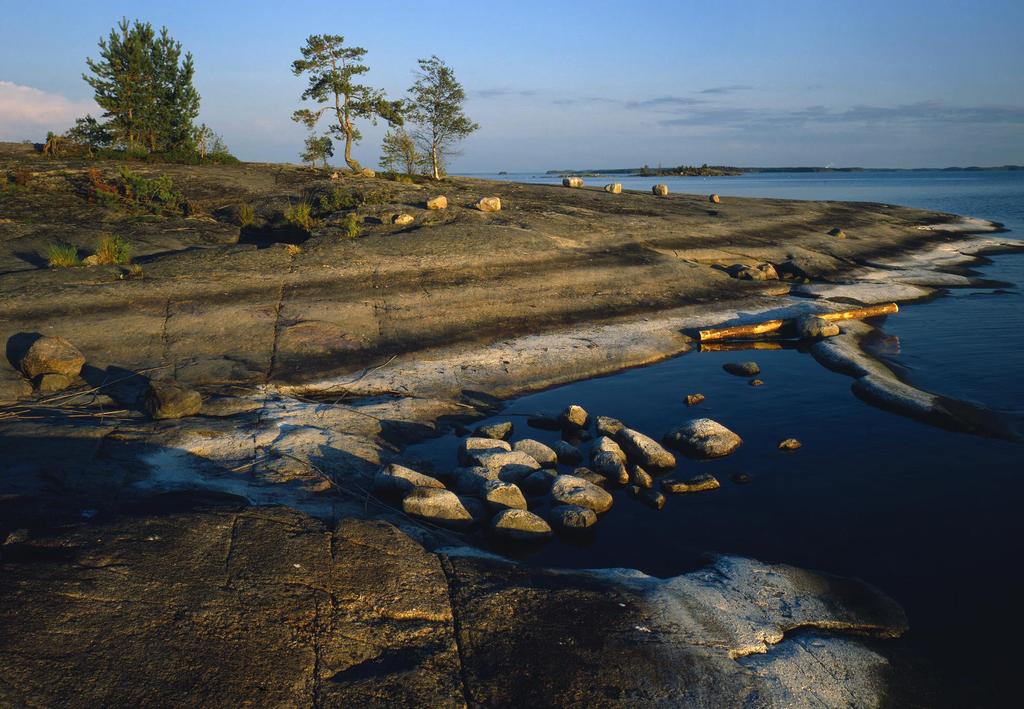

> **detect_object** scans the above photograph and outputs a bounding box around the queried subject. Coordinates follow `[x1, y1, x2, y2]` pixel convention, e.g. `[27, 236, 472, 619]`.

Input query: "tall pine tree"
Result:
[84, 19, 200, 154]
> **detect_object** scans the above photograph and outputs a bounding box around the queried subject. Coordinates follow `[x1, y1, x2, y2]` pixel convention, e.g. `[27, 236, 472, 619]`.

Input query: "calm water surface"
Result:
[420, 170, 1024, 705]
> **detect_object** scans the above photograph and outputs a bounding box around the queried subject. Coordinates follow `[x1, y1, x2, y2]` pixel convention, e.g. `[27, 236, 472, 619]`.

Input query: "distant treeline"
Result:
[548, 164, 1024, 176]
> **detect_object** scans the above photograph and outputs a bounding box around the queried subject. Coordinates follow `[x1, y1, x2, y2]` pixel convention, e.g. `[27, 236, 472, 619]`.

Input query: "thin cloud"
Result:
[471, 88, 540, 99]
[625, 96, 707, 111]
[0, 81, 96, 140]
[697, 84, 753, 95]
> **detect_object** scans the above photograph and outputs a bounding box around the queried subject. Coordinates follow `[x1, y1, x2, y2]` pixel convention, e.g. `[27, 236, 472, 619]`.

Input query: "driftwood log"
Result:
[698, 303, 898, 342]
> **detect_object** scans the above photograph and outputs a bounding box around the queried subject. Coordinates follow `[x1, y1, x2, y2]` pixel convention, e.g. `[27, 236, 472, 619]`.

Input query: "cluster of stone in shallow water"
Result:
[376, 364, 802, 544]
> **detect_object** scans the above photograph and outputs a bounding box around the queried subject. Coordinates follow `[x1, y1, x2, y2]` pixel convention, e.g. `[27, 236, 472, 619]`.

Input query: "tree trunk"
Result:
[431, 145, 440, 180]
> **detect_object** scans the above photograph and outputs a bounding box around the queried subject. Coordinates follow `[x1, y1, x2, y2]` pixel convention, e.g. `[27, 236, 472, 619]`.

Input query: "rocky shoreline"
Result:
[2, 143, 1021, 706]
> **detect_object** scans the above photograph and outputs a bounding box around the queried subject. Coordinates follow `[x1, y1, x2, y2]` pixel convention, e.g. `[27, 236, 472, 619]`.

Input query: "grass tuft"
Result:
[340, 212, 361, 239]
[44, 242, 81, 268]
[284, 201, 314, 232]
[238, 203, 256, 227]
[94, 233, 132, 265]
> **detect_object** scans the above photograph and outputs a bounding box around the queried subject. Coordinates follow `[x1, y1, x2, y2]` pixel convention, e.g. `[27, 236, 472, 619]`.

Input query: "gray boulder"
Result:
[474, 450, 542, 482]
[595, 415, 624, 437]
[401, 488, 476, 528]
[723, 361, 760, 376]
[635, 487, 666, 510]
[474, 421, 513, 440]
[548, 504, 598, 531]
[373, 464, 445, 496]
[661, 474, 721, 494]
[490, 509, 552, 541]
[629, 465, 653, 489]
[458, 437, 512, 466]
[513, 439, 558, 468]
[36, 373, 73, 393]
[560, 404, 589, 430]
[664, 418, 742, 459]
[482, 480, 528, 511]
[453, 466, 500, 495]
[550, 474, 614, 513]
[591, 451, 628, 485]
[144, 380, 202, 420]
[592, 436, 626, 464]
[19, 336, 85, 379]
[520, 469, 557, 496]
[795, 315, 840, 339]
[778, 438, 802, 451]
[572, 467, 608, 487]
[615, 427, 676, 470]
[552, 439, 583, 465]
[729, 263, 779, 281]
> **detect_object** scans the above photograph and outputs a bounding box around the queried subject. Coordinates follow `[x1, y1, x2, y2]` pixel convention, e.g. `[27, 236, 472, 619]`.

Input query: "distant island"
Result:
[547, 164, 1024, 176]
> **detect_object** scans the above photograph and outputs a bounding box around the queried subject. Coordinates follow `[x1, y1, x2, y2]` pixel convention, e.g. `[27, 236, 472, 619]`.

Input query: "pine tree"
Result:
[301, 134, 334, 168]
[83, 18, 200, 154]
[291, 34, 403, 173]
[406, 56, 478, 180]
[379, 127, 418, 175]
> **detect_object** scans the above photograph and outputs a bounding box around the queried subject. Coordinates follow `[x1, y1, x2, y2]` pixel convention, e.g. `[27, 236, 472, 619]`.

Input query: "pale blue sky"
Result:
[2, 0, 1022, 169]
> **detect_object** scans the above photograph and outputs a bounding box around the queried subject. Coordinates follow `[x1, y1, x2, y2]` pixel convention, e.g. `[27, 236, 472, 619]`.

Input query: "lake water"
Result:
[420, 170, 1024, 705]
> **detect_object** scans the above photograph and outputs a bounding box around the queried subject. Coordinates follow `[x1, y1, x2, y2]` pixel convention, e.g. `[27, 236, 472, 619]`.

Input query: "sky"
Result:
[1, 0, 1023, 171]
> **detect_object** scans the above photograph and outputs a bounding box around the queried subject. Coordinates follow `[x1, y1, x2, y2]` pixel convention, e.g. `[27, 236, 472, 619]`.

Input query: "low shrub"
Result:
[94, 233, 132, 265]
[340, 212, 361, 240]
[117, 168, 186, 214]
[124, 263, 144, 279]
[44, 242, 81, 268]
[284, 201, 314, 232]
[307, 185, 359, 215]
[237, 203, 256, 227]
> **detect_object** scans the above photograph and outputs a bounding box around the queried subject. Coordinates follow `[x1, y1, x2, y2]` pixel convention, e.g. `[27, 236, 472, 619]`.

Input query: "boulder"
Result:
[373, 464, 445, 496]
[661, 474, 721, 494]
[615, 427, 676, 470]
[562, 177, 584, 188]
[592, 436, 626, 464]
[629, 464, 654, 489]
[490, 509, 552, 541]
[426, 195, 447, 210]
[458, 437, 512, 466]
[475, 197, 502, 212]
[723, 361, 760, 376]
[453, 466, 500, 495]
[652, 184, 669, 196]
[552, 439, 583, 465]
[590, 451, 629, 485]
[778, 438, 802, 451]
[828, 227, 847, 238]
[474, 450, 541, 482]
[635, 487, 666, 510]
[572, 467, 608, 488]
[520, 469, 556, 496]
[749, 378, 764, 387]
[402, 487, 476, 528]
[548, 504, 597, 531]
[560, 404, 589, 430]
[513, 439, 558, 468]
[36, 373, 72, 393]
[473, 421, 513, 440]
[550, 474, 614, 513]
[393, 213, 414, 226]
[18, 336, 85, 379]
[685, 393, 705, 406]
[595, 415, 624, 437]
[144, 380, 202, 420]
[795, 315, 841, 339]
[729, 263, 779, 281]
[359, 168, 376, 178]
[526, 413, 562, 430]
[604, 183, 622, 194]
[81, 254, 100, 266]
[482, 479, 528, 511]
[664, 418, 742, 459]
[709, 193, 721, 204]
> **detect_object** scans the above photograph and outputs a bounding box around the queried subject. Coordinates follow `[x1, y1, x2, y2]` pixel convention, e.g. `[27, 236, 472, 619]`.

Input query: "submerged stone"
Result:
[778, 438, 802, 451]
[661, 474, 721, 494]
[723, 361, 760, 377]
[548, 504, 597, 530]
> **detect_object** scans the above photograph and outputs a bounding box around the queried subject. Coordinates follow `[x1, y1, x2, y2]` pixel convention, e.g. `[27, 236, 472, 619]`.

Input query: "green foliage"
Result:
[44, 243, 81, 268]
[301, 134, 334, 168]
[380, 127, 419, 175]
[291, 34, 404, 172]
[284, 201, 314, 231]
[237, 203, 256, 227]
[84, 19, 200, 154]
[94, 233, 133, 265]
[340, 212, 361, 239]
[65, 115, 114, 154]
[407, 56, 478, 180]
[124, 263, 145, 279]
[117, 168, 185, 214]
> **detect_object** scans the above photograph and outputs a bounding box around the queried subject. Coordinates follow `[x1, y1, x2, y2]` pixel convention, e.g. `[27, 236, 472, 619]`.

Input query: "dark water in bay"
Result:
[418, 170, 1024, 705]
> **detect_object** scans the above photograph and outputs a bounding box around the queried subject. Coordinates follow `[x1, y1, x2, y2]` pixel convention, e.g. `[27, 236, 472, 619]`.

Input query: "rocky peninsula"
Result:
[1, 142, 1019, 707]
